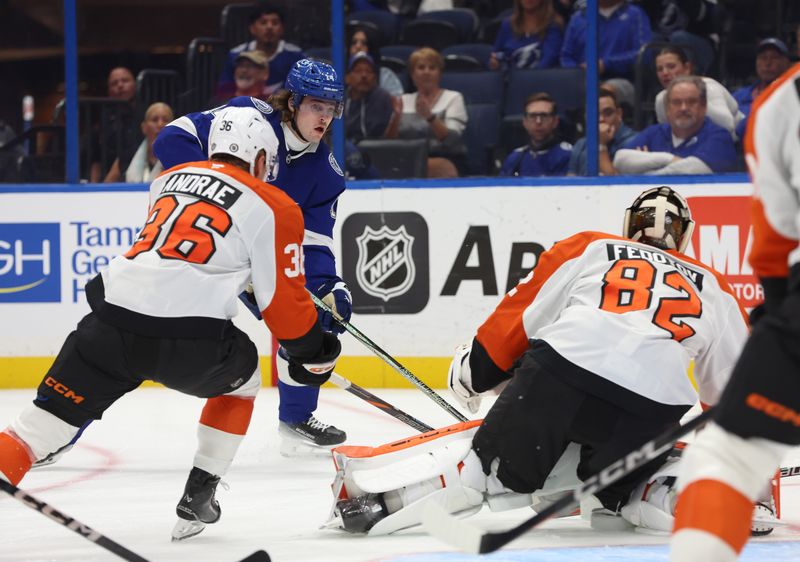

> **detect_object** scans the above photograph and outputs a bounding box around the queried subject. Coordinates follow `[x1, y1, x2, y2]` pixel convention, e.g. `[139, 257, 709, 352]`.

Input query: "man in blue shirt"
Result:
[499, 92, 572, 177]
[569, 88, 637, 175]
[560, 0, 652, 81]
[732, 38, 792, 140]
[613, 75, 737, 175]
[216, 3, 304, 95]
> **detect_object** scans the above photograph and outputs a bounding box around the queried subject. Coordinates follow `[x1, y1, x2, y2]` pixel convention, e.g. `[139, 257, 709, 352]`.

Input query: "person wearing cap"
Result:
[216, 3, 305, 95]
[732, 37, 793, 139]
[210, 50, 278, 106]
[344, 52, 395, 144]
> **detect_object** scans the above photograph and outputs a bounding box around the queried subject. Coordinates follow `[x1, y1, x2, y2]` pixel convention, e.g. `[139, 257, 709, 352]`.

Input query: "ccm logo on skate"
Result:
[746, 393, 800, 426]
[44, 377, 85, 404]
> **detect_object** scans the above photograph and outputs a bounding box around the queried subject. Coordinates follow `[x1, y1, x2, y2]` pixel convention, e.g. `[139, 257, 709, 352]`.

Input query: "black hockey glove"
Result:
[287, 331, 341, 386]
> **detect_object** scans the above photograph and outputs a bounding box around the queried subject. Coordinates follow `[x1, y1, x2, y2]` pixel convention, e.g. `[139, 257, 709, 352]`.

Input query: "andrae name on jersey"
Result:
[159, 173, 243, 210]
[607, 242, 704, 290]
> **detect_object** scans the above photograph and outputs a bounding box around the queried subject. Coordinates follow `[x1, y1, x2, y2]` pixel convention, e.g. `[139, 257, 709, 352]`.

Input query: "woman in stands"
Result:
[653, 45, 743, 138]
[490, 0, 564, 71]
[103, 102, 173, 183]
[347, 25, 404, 96]
[384, 47, 467, 178]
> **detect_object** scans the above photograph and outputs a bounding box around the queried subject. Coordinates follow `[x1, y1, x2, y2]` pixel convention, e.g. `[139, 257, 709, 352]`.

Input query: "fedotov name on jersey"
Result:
[607, 242, 705, 290]
[158, 171, 243, 210]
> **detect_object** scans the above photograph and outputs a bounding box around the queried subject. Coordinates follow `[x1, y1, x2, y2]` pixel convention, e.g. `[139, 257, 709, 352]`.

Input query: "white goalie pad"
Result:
[331, 422, 481, 500]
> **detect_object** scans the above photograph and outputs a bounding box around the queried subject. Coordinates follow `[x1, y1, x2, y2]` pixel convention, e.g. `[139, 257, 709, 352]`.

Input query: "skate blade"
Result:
[171, 519, 207, 541]
[279, 438, 336, 458]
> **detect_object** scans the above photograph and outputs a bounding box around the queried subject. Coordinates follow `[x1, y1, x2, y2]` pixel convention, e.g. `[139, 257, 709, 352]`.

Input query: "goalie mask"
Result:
[623, 186, 695, 253]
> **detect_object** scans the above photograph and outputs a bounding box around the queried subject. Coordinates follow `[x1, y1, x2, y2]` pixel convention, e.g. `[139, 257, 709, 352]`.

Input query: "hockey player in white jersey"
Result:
[0, 107, 340, 541]
[325, 186, 752, 536]
[670, 64, 800, 561]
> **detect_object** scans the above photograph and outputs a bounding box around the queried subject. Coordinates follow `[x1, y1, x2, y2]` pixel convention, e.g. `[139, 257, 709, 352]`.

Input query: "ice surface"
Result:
[1, 387, 798, 562]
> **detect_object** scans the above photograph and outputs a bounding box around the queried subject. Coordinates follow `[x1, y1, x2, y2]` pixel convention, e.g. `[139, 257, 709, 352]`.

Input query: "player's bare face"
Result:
[666, 83, 705, 136]
[250, 14, 282, 46]
[655, 53, 690, 89]
[295, 98, 336, 142]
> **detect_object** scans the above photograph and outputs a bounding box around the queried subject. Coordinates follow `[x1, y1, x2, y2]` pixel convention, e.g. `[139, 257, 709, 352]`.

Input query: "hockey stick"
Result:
[309, 291, 468, 423]
[422, 408, 714, 554]
[328, 372, 434, 433]
[0, 478, 272, 562]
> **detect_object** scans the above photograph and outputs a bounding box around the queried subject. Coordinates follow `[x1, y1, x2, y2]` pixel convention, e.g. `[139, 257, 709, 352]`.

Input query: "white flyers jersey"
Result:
[476, 231, 749, 408]
[744, 63, 800, 278]
[100, 160, 317, 341]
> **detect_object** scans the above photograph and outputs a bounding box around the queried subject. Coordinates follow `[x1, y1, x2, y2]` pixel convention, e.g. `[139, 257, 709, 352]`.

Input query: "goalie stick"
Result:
[422, 408, 714, 554]
[328, 372, 434, 433]
[0, 478, 271, 562]
[309, 291, 468, 423]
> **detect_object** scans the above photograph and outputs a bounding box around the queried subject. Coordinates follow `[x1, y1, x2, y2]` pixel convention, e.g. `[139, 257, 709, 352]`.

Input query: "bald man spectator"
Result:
[88, 66, 140, 182]
[216, 3, 304, 95]
[733, 38, 793, 139]
[613, 75, 736, 175]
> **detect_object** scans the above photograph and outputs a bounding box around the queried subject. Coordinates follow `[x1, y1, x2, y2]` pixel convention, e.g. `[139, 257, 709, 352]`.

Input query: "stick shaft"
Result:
[329, 372, 434, 432]
[309, 291, 467, 422]
[0, 478, 149, 562]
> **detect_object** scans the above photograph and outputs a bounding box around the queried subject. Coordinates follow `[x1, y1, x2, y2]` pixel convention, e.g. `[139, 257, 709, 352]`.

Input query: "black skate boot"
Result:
[334, 493, 389, 533]
[171, 467, 222, 541]
[279, 415, 346, 456]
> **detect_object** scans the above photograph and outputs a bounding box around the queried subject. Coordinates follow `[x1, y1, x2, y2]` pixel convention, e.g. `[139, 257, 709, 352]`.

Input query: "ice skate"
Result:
[172, 467, 223, 541]
[279, 415, 346, 457]
[333, 493, 389, 533]
[30, 444, 73, 469]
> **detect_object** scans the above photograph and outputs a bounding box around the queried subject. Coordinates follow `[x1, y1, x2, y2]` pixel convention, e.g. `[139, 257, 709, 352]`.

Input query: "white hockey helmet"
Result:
[623, 186, 695, 253]
[208, 106, 279, 180]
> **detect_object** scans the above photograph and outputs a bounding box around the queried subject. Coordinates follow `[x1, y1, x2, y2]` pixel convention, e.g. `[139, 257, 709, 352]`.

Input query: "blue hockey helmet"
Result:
[285, 58, 344, 119]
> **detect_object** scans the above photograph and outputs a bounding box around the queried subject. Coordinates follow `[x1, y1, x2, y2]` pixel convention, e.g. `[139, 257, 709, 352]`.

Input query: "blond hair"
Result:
[267, 90, 294, 123]
[144, 101, 173, 122]
[511, 0, 561, 38]
[408, 47, 444, 72]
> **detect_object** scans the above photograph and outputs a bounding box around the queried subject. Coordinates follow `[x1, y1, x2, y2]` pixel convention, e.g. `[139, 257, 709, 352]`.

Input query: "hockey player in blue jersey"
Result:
[153, 58, 352, 453]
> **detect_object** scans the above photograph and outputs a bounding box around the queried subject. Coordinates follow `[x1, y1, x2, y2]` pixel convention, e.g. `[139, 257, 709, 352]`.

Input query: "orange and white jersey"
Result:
[476, 231, 748, 408]
[99, 160, 317, 341]
[745, 63, 800, 278]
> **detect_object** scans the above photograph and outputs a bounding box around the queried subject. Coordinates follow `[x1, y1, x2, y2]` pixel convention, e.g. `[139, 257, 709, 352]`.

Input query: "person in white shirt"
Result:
[384, 47, 468, 177]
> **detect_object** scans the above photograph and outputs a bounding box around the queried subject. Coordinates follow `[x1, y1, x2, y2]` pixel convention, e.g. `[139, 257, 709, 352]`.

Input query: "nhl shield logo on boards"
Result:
[355, 225, 415, 301]
[342, 212, 429, 314]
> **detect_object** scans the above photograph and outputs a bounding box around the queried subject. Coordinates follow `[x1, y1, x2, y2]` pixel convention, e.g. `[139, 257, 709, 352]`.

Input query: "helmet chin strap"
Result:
[290, 115, 309, 143]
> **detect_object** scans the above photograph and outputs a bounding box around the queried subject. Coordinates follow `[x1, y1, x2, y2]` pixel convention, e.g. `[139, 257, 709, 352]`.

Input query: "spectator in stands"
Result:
[489, 0, 564, 71]
[732, 38, 792, 138]
[613, 76, 736, 175]
[654, 45, 742, 138]
[344, 52, 395, 144]
[89, 66, 140, 182]
[348, 25, 404, 96]
[560, 0, 652, 82]
[104, 102, 173, 183]
[210, 51, 278, 107]
[499, 92, 572, 176]
[217, 3, 304, 95]
[385, 47, 467, 178]
[568, 88, 636, 175]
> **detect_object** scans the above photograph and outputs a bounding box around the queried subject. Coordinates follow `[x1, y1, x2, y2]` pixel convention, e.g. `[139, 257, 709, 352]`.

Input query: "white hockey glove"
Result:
[447, 343, 481, 415]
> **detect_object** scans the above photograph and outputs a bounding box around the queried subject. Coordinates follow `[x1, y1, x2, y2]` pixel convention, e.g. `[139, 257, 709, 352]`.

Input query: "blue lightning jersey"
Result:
[153, 96, 345, 291]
